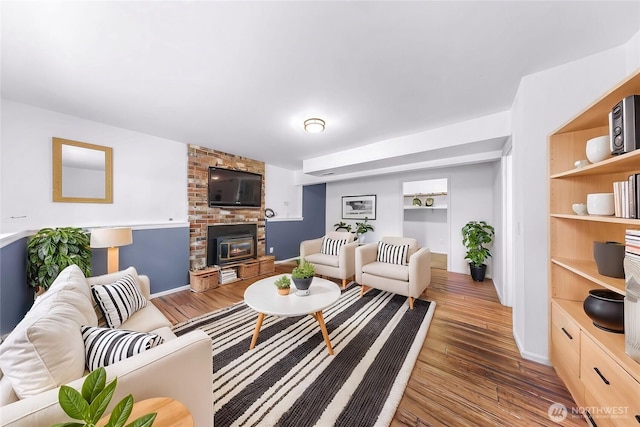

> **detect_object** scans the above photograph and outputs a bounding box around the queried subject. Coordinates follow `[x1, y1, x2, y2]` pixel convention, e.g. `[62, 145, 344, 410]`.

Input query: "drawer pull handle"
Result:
[585, 410, 597, 426]
[593, 367, 610, 385]
[561, 327, 573, 340]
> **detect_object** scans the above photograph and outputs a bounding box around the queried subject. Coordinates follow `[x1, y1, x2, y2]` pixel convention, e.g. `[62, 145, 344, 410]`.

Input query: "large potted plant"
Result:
[461, 221, 495, 282]
[355, 217, 374, 243]
[27, 227, 92, 292]
[291, 259, 315, 296]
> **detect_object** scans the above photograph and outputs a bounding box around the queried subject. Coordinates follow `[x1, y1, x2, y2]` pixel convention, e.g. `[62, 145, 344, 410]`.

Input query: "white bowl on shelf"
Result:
[585, 135, 611, 163]
[586, 193, 615, 216]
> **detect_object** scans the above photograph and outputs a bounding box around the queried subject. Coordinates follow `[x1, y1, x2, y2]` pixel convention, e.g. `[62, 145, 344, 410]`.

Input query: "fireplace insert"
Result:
[218, 235, 255, 264]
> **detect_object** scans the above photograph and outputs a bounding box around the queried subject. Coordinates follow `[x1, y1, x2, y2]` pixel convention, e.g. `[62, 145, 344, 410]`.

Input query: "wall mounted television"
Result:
[208, 167, 262, 208]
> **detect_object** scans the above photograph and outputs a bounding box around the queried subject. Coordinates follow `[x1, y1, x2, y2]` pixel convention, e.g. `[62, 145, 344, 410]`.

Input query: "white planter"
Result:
[585, 135, 611, 163]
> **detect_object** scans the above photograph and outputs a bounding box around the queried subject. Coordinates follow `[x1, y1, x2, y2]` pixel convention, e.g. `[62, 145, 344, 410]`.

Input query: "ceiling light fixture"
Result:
[304, 118, 325, 133]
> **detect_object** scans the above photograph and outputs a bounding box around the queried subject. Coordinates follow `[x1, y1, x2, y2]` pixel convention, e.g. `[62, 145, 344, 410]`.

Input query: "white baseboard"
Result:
[150, 284, 190, 299]
[513, 328, 551, 366]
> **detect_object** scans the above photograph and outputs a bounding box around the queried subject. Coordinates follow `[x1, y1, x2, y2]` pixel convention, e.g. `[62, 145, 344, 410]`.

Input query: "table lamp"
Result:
[90, 227, 133, 273]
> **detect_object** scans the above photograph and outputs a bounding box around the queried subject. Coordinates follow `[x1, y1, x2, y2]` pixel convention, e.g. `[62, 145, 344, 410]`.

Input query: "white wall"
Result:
[265, 164, 302, 219]
[511, 36, 639, 364]
[0, 100, 188, 233]
[325, 162, 496, 275]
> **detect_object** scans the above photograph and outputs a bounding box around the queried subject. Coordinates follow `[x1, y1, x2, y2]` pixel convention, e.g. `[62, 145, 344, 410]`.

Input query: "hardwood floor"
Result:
[152, 263, 582, 427]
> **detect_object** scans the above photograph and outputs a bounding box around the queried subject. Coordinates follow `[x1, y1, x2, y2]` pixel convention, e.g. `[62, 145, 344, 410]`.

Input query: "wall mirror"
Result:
[52, 137, 113, 203]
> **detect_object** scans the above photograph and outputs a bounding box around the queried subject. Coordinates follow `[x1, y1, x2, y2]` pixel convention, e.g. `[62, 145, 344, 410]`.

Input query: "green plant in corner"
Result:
[274, 275, 291, 289]
[461, 221, 495, 267]
[27, 227, 92, 291]
[52, 367, 156, 427]
[333, 221, 352, 232]
[355, 217, 374, 236]
[291, 259, 315, 279]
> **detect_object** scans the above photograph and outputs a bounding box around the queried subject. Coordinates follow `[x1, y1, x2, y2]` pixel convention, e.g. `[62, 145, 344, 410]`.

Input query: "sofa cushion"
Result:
[320, 237, 347, 256]
[376, 242, 410, 265]
[0, 265, 95, 399]
[305, 252, 340, 268]
[362, 261, 410, 282]
[120, 304, 173, 333]
[91, 274, 147, 329]
[81, 326, 164, 371]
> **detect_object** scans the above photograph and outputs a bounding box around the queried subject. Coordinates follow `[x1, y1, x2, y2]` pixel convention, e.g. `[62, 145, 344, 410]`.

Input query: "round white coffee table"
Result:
[244, 274, 341, 355]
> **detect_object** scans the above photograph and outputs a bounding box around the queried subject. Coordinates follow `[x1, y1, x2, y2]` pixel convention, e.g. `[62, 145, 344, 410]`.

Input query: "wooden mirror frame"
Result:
[52, 137, 113, 203]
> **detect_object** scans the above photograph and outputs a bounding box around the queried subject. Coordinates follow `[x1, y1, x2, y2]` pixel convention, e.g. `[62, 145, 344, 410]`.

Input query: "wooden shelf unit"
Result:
[548, 70, 640, 425]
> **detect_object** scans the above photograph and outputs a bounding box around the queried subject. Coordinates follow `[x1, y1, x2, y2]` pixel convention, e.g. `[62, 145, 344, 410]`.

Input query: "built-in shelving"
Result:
[548, 70, 640, 424]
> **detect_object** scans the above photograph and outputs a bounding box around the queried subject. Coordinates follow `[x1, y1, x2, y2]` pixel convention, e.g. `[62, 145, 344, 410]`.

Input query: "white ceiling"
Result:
[2, 1, 640, 171]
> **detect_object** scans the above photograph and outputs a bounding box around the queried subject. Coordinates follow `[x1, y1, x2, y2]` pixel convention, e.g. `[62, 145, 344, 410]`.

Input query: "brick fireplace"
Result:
[188, 144, 265, 270]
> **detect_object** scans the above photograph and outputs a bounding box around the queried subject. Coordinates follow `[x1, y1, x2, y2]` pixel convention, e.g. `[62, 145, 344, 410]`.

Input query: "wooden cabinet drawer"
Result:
[551, 301, 581, 354]
[581, 332, 640, 426]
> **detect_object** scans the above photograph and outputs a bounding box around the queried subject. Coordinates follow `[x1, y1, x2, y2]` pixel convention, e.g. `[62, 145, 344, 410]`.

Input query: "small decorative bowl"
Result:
[572, 203, 588, 215]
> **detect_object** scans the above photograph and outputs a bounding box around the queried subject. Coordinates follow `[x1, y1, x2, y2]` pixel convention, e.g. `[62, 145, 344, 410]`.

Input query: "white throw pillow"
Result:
[91, 274, 147, 329]
[81, 326, 164, 371]
[0, 265, 95, 399]
[376, 242, 410, 265]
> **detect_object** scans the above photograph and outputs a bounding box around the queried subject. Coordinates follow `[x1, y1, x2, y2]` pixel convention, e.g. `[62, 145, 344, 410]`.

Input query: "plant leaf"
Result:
[90, 377, 118, 423]
[50, 423, 85, 427]
[81, 367, 107, 403]
[106, 394, 134, 427]
[58, 385, 90, 421]
[125, 413, 157, 427]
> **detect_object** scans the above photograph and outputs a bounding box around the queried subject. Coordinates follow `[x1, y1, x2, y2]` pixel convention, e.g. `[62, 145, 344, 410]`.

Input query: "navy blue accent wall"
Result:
[265, 184, 326, 260]
[90, 227, 190, 293]
[0, 238, 32, 336]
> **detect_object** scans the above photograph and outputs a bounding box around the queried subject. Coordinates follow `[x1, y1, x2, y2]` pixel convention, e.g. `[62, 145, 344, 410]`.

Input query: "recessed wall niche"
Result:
[187, 144, 266, 269]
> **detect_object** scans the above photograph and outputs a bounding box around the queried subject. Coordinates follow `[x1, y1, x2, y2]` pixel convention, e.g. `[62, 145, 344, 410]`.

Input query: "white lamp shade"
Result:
[90, 227, 133, 248]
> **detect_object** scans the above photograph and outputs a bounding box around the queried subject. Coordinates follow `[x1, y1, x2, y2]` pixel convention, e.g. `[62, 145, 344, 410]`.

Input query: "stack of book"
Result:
[219, 268, 238, 284]
[627, 229, 640, 260]
[613, 173, 640, 218]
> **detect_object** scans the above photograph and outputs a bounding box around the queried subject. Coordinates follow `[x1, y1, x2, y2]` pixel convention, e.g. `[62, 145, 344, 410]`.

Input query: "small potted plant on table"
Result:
[461, 220, 495, 282]
[274, 275, 291, 296]
[291, 260, 315, 296]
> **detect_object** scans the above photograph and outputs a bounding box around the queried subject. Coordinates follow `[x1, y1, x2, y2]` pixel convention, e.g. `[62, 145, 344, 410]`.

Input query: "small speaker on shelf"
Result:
[609, 95, 640, 155]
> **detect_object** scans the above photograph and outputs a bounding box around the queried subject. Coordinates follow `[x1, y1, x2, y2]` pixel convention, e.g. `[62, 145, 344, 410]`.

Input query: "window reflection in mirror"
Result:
[53, 138, 113, 203]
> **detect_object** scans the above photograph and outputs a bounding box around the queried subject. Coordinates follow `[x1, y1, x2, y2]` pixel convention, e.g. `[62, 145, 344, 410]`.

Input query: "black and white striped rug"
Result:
[173, 284, 435, 427]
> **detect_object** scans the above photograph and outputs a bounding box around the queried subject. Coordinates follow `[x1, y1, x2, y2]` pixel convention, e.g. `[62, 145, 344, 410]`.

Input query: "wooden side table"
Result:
[98, 397, 193, 427]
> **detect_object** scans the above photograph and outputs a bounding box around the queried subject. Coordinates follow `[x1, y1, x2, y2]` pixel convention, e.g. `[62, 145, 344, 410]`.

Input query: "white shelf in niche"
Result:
[403, 206, 447, 210]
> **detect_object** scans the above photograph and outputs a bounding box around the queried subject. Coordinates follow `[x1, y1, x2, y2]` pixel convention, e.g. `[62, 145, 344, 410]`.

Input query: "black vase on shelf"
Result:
[593, 241, 625, 279]
[583, 289, 625, 333]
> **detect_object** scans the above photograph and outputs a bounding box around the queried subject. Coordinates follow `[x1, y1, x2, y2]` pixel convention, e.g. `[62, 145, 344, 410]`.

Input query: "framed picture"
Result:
[342, 195, 376, 220]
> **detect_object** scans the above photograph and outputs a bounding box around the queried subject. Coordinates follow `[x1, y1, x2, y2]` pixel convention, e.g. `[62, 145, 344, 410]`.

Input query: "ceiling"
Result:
[2, 1, 640, 171]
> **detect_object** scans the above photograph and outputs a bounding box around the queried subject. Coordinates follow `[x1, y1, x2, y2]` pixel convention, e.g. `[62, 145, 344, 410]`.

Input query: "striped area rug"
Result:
[172, 284, 435, 427]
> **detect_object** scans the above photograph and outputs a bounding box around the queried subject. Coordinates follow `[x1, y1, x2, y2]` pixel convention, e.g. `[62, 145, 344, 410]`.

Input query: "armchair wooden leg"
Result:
[408, 297, 414, 310]
[341, 279, 347, 289]
[359, 285, 368, 297]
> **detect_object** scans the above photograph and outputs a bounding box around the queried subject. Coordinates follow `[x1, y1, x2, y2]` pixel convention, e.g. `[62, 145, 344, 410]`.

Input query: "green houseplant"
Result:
[291, 260, 315, 296]
[333, 221, 352, 232]
[274, 275, 291, 296]
[52, 366, 156, 427]
[355, 217, 374, 242]
[461, 220, 495, 282]
[27, 227, 92, 291]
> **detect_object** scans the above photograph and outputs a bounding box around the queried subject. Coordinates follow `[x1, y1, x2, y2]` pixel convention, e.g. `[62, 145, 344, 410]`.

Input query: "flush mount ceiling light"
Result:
[304, 118, 325, 133]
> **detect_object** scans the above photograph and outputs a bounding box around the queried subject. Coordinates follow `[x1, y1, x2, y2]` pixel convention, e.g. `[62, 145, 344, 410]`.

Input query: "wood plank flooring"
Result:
[152, 263, 583, 426]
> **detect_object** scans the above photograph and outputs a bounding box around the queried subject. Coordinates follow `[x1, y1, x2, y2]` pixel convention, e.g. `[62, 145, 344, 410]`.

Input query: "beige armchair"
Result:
[300, 231, 358, 288]
[356, 236, 431, 309]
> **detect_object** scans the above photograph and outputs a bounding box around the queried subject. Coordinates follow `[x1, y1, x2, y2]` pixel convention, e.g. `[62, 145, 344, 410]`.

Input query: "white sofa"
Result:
[356, 236, 431, 309]
[300, 231, 358, 288]
[0, 265, 213, 426]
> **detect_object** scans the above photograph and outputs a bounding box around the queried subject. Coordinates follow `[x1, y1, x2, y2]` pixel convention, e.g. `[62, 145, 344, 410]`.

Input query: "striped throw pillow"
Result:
[376, 242, 410, 265]
[320, 237, 347, 256]
[91, 274, 147, 329]
[81, 326, 164, 371]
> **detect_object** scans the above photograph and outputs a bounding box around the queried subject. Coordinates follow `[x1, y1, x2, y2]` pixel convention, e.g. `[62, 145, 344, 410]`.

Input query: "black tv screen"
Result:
[208, 167, 262, 208]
